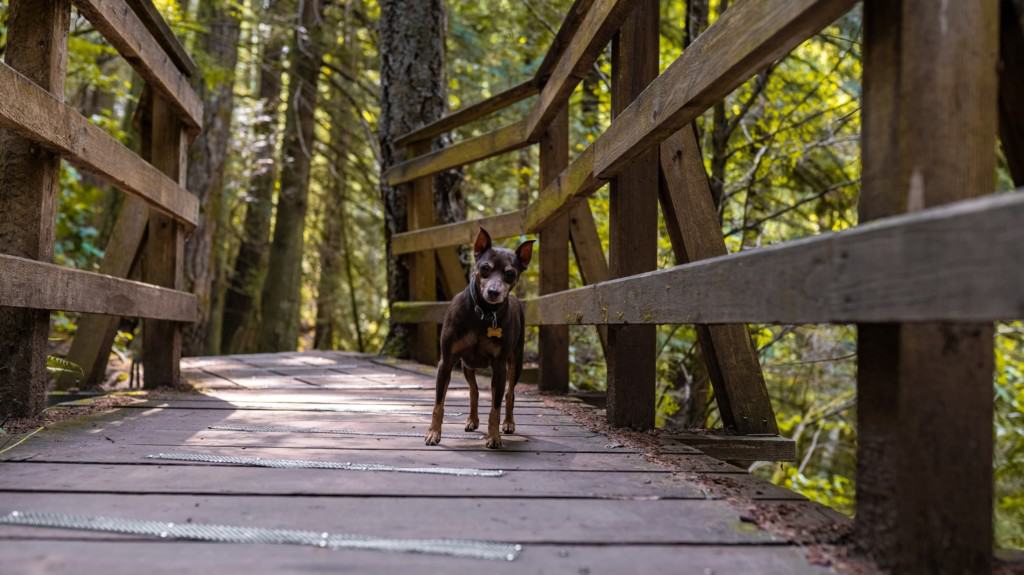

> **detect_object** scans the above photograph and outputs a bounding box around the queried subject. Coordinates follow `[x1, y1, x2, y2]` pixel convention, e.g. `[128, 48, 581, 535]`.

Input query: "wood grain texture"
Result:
[392, 209, 525, 255]
[0, 61, 199, 226]
[406, 141, 438, 365]
[59, 197, 149, 389]
[606, 0, 659, 430]
[0, 254, 196, 322]
[523, 144, 602, 232]
[528, 191, 1024, 325]
[538, 105, 570, 393]
[73, 0, 203, 131]
[525, 0, 637, 140]
[435, 247, 467, 298]
[124, 0, 197, 77]
[384, 120, 529, 186]
[0, 0, 70, 419]
[659, 124, 777, 435]
[855, 1, 999, 573]
[593, 0, 857, 178]
[142, 95, 188, 388]
[394, 80, 537, 147]
[567, 200, 609, 353]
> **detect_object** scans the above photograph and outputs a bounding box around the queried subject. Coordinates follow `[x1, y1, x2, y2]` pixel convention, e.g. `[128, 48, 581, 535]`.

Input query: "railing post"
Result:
[538, 104, 570, 393]
[606, 0, 659, 428]
[0, 0, 70, 418]
[142, 94, 188, 388]
[856, 0, 998, 572]
[407, 141, 438, 366]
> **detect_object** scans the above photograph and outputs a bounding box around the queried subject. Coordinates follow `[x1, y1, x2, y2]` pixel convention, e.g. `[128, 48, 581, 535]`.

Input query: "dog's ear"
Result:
[514, 240, 535, 269]
[473, 227, 493, 258]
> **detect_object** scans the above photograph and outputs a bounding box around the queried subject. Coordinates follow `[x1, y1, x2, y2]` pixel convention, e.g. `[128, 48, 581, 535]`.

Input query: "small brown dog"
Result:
[424, 227, 534, 449]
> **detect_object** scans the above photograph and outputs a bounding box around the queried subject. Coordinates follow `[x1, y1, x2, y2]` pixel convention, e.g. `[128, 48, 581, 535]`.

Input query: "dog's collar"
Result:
[467, 281, 507, 329]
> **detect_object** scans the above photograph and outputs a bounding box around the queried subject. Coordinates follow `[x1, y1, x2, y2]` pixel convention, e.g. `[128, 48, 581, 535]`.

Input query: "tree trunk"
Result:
[220, 0, 289, 353]
[257, 0, 329, 351]
[183, 0, 241, 356]
[378, 0, 450, 357]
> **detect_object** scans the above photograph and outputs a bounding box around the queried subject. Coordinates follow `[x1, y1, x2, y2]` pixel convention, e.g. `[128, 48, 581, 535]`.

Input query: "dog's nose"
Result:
[486, 288, 501, 299]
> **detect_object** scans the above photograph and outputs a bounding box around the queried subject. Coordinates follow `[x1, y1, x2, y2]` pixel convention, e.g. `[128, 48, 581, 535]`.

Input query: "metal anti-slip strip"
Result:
[209, 424, 484, 440]
[145, 452, 504, 477]
[0, 511, 521, 561]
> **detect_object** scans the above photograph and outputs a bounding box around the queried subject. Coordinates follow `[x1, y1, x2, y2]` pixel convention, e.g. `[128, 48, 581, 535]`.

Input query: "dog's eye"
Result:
[504, 270, 517, 283]
[479, 264, 493, 276]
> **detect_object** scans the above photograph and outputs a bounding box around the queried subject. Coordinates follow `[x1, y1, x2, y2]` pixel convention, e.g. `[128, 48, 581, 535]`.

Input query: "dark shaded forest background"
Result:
[0, 0, 1020, 547]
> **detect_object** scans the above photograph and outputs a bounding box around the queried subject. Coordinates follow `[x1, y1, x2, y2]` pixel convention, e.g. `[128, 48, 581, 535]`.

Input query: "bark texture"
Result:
[257, 0, 329, 351]
[183, 0, 242, 356]
[220, 0, 289, 353]
[378, 0, 452, 357]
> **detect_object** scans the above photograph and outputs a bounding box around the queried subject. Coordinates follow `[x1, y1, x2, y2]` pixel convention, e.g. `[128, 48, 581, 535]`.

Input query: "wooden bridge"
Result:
[1, 0, 1023, 573]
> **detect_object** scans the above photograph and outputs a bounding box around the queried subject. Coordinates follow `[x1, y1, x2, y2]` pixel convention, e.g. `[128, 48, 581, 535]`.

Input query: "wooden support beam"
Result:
[538, 105, 570, 394]
[593, 0, 857, 179]
[58, 197, 149, 389]
[525, 0, 637, 141]
[1000, 0, 1024, 185]
[406, 142, 438, 365]
[659, 125, 777, 435]
[523, 145, 602, 234]
[0, 61, 199, 226]
[0, 254, 196, 322]
[605, 0, 658, 430]
[392, 209, 525, 255]
[855, 1, 998, 572]
[141, 95, 188, 388]
[395, 80, 538, 147]
[534, 0, 597, 83]
[567, 200, 609, 353]
[73, 0, 203, 132]
[384, 120, 529, 186]
[436, 247, 467, 299]
[0, 0, 70, 418]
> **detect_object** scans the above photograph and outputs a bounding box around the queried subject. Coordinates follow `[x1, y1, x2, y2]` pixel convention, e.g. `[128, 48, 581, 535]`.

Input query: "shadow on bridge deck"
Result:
[0, 351, 846, 574]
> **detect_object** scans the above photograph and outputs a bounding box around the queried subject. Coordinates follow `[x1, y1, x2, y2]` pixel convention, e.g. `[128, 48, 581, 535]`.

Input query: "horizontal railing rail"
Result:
[393, 189, 1024, 325]
[0, 0, 201, 402]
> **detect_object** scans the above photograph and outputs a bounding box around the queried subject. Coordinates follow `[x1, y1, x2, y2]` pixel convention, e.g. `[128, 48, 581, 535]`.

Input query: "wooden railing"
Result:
[388, 0, 1024, 571]
[0, 0, 201, 414]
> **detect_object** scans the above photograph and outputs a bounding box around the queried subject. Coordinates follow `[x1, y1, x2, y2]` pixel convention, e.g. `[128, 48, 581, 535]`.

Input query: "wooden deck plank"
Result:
[0, 540, 829, 575]
[0, 493, 782, 544]
[0, 352, 835, 573]
[0, 463, 715, 499]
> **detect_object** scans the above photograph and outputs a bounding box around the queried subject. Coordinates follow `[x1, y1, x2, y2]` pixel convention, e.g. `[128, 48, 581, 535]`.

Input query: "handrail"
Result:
[74, 0, 204, 132]
[394, 80, 538, 147]
[0, 61, 199, 226]
[392, 190, 1024, 325]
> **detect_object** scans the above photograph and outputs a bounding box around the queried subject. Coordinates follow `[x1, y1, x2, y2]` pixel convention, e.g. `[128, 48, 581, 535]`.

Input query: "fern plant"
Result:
[46, 356, 84, 380]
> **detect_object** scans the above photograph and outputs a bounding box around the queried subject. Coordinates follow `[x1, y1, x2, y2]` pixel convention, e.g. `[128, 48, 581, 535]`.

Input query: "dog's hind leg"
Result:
[464, 363, 480, 431]
[425, 355, 454, 445]
[502, 355, 517, 434]
[503, 314, 526, 434]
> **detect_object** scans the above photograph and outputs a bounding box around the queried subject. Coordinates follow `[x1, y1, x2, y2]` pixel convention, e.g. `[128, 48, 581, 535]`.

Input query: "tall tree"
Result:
[183, 0, 242, 356]
[378, 0, 451, 357]
[257, 0, 330, 351]
[220, 0, 289, 353]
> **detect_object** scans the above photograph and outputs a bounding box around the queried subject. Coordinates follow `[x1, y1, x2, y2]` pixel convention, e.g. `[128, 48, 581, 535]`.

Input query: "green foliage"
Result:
[46, 356, 85, 380]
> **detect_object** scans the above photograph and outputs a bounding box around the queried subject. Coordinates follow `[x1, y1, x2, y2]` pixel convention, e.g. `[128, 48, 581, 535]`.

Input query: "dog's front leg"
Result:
[464, 367, 480, 431]
[425, 356, 454, 445]
[485, 360, 507, 449]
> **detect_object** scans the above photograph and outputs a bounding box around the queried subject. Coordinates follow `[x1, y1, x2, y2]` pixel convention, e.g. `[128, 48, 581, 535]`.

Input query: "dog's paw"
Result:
[485, 434, 503, 449]
[502, 419, 515, 434]
[464, 416, 479, 432]
[424, 429, 442, 445]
